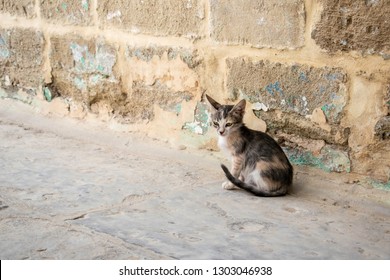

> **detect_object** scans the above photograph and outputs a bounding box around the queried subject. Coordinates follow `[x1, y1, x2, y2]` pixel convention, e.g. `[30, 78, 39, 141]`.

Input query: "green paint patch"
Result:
[285, 145, 351, 173]
[81, 0, 89, 11]
[89, 74, 102, 85]
[43, 87, 53, 102]
[67, 41, 117, 92]
[183, 102, 210, 135]
[61, 2, 68, 11]
[368, 179, 390, 191]
[183, 122, 204, 135]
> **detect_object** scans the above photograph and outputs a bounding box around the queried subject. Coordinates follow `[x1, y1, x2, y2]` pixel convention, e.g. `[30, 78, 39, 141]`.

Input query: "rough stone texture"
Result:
[50, 38, 201, 122]
[226, 58, 348, 124]
[210, 0, 305, 49]
[0, 28, 44, 89]
[312, 0, 390, 56]
[123, 45, 200, 122]
[256, 110, 350, 146]
[50, 35, 122, 108]
[98, 0, 204, 38]
[126, 45, 202, 69]
[121, 81, 193, 122]
[375, 84, 390, 139]
[0, 0, 36, 18]
[40, 0, 92, 25]
[374, 116, 390, 140]
[352, 141, 390, 182]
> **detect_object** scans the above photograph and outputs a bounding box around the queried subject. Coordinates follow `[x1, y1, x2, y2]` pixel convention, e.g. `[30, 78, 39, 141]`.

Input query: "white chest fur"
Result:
[218, 135, 229, 154]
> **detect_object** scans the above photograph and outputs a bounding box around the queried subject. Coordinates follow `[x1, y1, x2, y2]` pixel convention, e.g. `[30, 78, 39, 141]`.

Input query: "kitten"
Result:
[206, 95, 293, 197]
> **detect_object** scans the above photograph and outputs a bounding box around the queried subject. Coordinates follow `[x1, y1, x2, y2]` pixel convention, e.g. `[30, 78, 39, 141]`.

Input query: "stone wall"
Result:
[1, 0, 389, 183]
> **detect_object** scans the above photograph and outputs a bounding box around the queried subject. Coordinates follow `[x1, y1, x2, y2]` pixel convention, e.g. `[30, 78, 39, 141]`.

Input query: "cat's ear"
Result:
[205, 95, 222, 112]
[230, 99, 246, 117]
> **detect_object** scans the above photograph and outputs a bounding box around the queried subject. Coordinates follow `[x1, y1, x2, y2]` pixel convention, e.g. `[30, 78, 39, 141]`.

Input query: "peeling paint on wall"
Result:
[227, 59, 348, 124]
[126, 45, 201, 69]
[81, 0, 89, 12]
[183, 102, 210, 135]
[69, 42, 115, 76]
[0, 34, 10, 59]
[285, 145, 351, 173]
[368, 179, 390, 191]
[64, 40, 118, 95]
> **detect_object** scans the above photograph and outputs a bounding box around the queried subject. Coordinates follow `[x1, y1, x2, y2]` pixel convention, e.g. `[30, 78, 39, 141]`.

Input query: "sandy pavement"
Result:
[0, 99, 389, 259]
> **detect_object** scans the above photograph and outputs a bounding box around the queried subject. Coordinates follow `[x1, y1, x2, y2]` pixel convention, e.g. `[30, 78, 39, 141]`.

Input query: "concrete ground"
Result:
[0, 99, 389, 260]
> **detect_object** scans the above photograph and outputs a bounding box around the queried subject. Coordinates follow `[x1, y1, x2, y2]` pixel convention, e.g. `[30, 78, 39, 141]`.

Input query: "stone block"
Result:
[0, 0, 36, 18]
[226, 58, 348, 124]
[210, 0, 305, 49]
[50, 35, 122, 106]
[0, 28, 44, 90]
[40, 0, 92, 25]
[98, 0, 204, 38]
[312, 0, 390, 56]
[122, 45, 201, 122]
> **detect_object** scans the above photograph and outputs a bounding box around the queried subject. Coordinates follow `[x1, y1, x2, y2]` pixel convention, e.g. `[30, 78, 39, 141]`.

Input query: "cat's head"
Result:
[206, 95, 246, 137]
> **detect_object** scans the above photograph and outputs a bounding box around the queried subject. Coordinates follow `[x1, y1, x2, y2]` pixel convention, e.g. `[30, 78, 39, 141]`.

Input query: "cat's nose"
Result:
[218, 130, 225, 135]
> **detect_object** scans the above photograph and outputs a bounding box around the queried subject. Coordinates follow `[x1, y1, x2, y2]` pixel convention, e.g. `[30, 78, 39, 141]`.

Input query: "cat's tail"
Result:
[220, 164, 286, 197]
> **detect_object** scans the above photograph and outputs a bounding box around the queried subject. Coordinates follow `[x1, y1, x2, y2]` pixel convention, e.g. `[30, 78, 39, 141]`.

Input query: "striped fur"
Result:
[206, 95, 293, 197]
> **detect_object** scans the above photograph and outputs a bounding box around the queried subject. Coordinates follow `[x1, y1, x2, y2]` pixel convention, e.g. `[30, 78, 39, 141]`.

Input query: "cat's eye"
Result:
[212, 121, 219, 127]
[225, 122, 233, 127]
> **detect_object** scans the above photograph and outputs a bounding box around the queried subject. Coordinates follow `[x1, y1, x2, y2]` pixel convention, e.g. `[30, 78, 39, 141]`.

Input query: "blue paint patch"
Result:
[265, 81, 284, 97]
[174, 103, 182, 115]
[299, 72, 309, 83]
[330, 92, 341, 100]
[318, 85, 326, 95]
[326, 73, 343, 82]
[0, 35, 10, 59]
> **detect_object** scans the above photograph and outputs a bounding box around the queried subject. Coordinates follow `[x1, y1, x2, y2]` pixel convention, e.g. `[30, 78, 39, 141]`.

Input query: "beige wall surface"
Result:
[1, 0, 389, 183]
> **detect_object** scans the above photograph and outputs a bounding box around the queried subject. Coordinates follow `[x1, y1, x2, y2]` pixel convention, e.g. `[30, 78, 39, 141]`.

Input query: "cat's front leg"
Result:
[222, 155, 243, 190]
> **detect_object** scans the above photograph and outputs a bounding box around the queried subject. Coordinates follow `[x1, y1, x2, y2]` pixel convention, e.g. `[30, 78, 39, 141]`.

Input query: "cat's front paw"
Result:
[222, 181, 235, 190]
